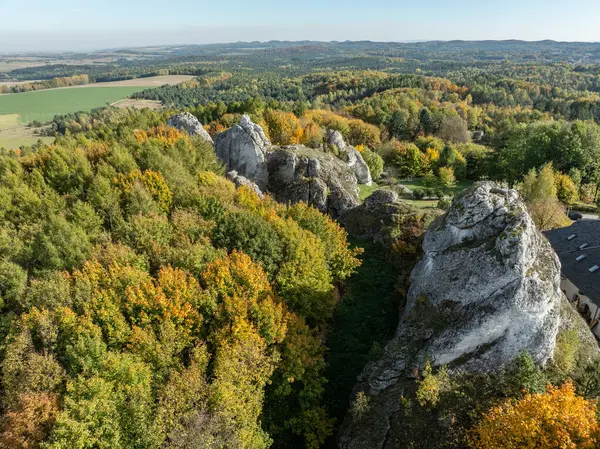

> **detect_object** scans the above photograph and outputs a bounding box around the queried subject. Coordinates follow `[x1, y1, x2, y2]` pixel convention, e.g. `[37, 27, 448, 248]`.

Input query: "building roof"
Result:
[544, 220, 600, 305]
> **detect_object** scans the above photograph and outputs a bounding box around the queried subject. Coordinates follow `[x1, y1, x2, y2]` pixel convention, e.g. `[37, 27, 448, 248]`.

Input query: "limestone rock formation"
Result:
[240, 114, 271, 148]
[214, 115, 270, 190]
[167, 112, 213, 143]
[327, 129, 372, 185]
[339, 181, 599, 449]
[226, 170, 264, 199]
[267, 145, 360, 217]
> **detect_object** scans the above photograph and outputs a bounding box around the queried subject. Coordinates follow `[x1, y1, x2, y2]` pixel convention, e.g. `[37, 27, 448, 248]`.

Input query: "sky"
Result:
[2, 0, 600, 52]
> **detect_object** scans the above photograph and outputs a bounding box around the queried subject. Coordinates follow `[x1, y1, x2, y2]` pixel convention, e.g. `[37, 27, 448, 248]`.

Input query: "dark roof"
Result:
[544, 220, 600, 305]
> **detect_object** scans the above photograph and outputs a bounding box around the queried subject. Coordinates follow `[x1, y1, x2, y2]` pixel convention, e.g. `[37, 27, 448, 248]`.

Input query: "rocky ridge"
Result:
[213, 115, 360, 216]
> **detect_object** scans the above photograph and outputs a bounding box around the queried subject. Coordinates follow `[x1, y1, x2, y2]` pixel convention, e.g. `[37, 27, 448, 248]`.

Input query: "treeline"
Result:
[0, 74, 89, 94]
[52, 69, 600, 194]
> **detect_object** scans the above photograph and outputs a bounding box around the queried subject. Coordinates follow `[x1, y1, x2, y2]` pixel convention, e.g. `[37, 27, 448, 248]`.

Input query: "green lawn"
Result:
[359, 182, 443, 209]
[399, 178, 473, 195]
[358, 182, 389, 201]
[0, 113, 19, 129]
[0, 87, 147, 123]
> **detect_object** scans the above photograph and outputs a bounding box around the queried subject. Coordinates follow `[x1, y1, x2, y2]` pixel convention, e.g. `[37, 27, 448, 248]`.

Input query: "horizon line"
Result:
[2, 38, 600, 56]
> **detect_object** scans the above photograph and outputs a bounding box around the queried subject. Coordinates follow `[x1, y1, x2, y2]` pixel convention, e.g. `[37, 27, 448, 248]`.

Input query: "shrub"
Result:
[437, 166, 457, 190]
[437, 198, 452, 210]
[416, 361, 450, 407]
[470, 381, 598, 449]
[413, 189, 426, 200]
[361, 147, 384, 180]
[350, 391, 370, 420]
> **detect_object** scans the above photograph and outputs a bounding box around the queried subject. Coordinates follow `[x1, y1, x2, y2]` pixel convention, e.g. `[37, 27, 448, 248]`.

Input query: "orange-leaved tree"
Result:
[470, 381, 599, 449]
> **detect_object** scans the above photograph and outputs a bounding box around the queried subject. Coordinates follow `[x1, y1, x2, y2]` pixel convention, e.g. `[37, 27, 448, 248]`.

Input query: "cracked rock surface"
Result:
[214, 115, 270, 190]
[213, 116, 360, 216]
[327, 129, 372, 185]
[338, 181, 598, 449]
[267, 145, 359, 217]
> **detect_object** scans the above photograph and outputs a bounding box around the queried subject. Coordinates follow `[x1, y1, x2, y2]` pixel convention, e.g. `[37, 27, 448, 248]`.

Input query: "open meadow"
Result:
[0, 74, 195, 148]
[0, 86, 148, 123]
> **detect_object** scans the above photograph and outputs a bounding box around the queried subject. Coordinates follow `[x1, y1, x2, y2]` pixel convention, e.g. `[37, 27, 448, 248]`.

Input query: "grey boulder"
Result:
[327, 129, 372, 185]
[226, 170, 264, 199]
[214, 115, 270, 191]
[267, 145, 360, 217]
[167, 112, 213, 143]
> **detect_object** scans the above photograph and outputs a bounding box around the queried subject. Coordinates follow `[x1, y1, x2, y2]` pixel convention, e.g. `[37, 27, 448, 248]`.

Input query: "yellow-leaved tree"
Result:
[470, 381, 599, 449]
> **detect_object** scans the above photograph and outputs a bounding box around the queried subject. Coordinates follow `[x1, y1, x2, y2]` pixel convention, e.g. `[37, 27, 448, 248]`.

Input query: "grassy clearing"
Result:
[0, 113, 20, 129]
[0, 115, 52, 150]
[89, 75, 194, 87]
[359, 181, 443, 210]
[399, 178, 473, 195]
[0, 135, 53, 149]
[0, 61, 48, 72]
[358, 182, 388, 201]
[0, 113, 53, 149]
[0, 86, 147, 123]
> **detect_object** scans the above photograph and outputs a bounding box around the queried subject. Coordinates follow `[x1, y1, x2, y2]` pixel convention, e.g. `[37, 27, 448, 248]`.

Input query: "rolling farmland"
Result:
[0, 86, 147, 123]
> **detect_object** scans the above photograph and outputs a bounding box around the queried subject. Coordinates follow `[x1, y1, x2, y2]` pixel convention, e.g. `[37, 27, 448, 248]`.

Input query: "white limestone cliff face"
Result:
[214, 115, 270, 190]
[403, 182, 562, 371]
[339, 181, 599, 449]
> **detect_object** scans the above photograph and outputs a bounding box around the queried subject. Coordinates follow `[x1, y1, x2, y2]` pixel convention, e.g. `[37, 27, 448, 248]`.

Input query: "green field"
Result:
[0, 113, 53, 149]
[0, 86, 147, 123]
[399, 178, 473, 195]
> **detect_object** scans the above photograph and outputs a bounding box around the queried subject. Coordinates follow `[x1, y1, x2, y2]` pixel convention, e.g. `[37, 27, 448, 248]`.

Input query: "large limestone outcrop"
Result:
[339, 181, 599, 449]
[168, 112, 213, 143]
[267, 145, 360, 217]
[214, 115, 271, 190]
[327, 129, 372, 185]
[213, 116, 360, 216]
